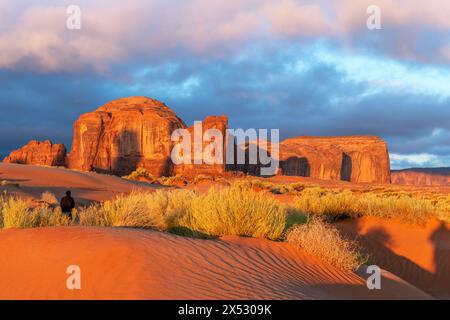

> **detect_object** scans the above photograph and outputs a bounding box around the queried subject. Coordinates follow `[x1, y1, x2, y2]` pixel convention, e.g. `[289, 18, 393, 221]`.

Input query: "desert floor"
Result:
[0, 163, 448, 300]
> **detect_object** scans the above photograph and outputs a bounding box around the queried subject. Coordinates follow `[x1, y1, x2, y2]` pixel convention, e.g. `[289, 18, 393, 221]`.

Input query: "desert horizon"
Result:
[0, 0, 449, 314]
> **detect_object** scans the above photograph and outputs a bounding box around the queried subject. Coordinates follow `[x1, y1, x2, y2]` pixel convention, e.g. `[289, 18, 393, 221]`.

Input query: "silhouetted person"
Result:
[60, 190, 75, 218]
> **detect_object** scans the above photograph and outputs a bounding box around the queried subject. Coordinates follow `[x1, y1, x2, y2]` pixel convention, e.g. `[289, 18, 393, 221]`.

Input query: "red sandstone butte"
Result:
[279, 136, 391, 184]
[67, 96, 227, 177]
[67, 97, 186, 176]
[3, 140, 66, 167]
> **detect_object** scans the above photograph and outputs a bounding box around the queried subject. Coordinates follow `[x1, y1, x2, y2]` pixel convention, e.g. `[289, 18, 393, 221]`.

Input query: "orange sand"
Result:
[337, 217, 450, 299]
[0, 163, 158, 204]
[0, 227, 431, 300]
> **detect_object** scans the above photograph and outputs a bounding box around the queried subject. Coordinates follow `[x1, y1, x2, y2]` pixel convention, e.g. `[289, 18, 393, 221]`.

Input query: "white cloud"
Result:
[0, 0, 450, 72]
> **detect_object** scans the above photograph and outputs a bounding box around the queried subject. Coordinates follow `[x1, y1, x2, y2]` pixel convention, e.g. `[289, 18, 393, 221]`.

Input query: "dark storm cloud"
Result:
[1, 43, 449, 169]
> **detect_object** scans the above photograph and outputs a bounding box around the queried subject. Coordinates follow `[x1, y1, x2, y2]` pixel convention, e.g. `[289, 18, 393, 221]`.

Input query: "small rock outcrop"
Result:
[3, 140, 67, 167]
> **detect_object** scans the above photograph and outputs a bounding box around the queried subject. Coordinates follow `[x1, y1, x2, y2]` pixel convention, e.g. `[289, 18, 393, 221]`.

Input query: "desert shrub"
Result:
[78, 204, 107, 227]
[158, 175, 188, 186]
[270, 185, 290, 195]
[123, 167, 156, 183]
[193, 174, 213, 184]
[434, 195, 450, 222]
[268, 182, 305, 195]
[289, 183, 306, 193]
[79, 190, 195, 230]
[37, 206, 72, 227]
[287, 217, 366, 271]
[1, 196, 38, 228]
[41, 191, 58, 204]
[0, 197, 4, 228]
[294, 187, 437, 224]
[249, 180, 273, 190]
[175, 183, 286, 240]
[81, 191, 167, 229]
[213, 177, 231, 186]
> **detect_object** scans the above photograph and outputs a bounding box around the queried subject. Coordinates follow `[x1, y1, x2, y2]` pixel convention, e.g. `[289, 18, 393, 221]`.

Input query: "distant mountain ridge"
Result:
[391, 167, 450, 186]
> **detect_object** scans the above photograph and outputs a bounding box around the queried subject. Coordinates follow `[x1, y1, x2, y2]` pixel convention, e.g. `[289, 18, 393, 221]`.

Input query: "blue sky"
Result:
[0, 0, 449, 169]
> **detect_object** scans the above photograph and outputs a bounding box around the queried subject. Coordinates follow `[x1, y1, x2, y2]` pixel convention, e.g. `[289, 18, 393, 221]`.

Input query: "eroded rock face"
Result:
[68, 97, 187, 176]
[279, 136, 391, 184]
[3, 140, 66, 167]
[173, 115, 228, 177]
[67, 96, 228, 177]
[391, 168, 450, 186]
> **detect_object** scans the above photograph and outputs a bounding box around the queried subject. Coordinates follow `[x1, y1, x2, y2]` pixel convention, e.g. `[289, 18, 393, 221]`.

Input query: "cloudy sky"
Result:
[0, 0, 449, 169]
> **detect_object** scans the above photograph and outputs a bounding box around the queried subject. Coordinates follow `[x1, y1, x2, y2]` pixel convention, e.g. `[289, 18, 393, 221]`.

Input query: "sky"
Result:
[0, 0, 449, 169]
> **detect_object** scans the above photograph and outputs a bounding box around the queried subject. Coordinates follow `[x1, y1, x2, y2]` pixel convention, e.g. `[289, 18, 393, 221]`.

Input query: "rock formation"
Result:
[3, 140, 66, 167]
[278, 136, 391, 184]
[67, 96, 227, 177]
[3, 96, 392, 184]
[67, 97, 186, 176]
[173, 115, 228, 177]
[391, 168, 450, 186]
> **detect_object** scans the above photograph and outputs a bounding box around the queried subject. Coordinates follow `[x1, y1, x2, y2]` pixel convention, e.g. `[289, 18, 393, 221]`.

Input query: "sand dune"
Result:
[337, 217, 450, 299]
[0, 227, 431, 300]
[0, 163, 157, 204]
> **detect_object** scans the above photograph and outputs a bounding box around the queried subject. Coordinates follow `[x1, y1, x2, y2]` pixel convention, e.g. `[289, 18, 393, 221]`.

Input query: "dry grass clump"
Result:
[232, 179, 305, 195]
[270, 183, 305, 195]
[0, 197, 36, 228]
[78, 184, 285, 240]
[123, 167, 157, 183]
[0, 196, 72, 229]
[192, 174, 214, 184]
[41, 191, 58, 204]
[287, 217, 366, 271]
[158, 175, 188, 186]
[433, 195, 450, 222]
[175, 183, 286, 240]
[294, 187, 439, 224]
[79, 190, 194, 229]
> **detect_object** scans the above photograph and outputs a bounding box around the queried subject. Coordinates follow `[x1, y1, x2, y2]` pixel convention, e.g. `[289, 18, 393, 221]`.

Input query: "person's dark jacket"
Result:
[60, 195, 75, 213]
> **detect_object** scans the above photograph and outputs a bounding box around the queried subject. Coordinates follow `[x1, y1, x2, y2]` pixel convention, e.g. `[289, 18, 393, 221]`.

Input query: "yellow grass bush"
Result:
[294, 187, 438, 224]
[1, 197, 38, 228]
[175, 183, 286, 240]
[192, 174, 213, 184]
[158, 175, 188, 186]
[41, 191, 58, 204]
[123, 167, 156, 183]
[77, 183, 287, 240]
[287, 217, 366, 271]
[78, 190, 195, 230]
[37, 206, 73, 227]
